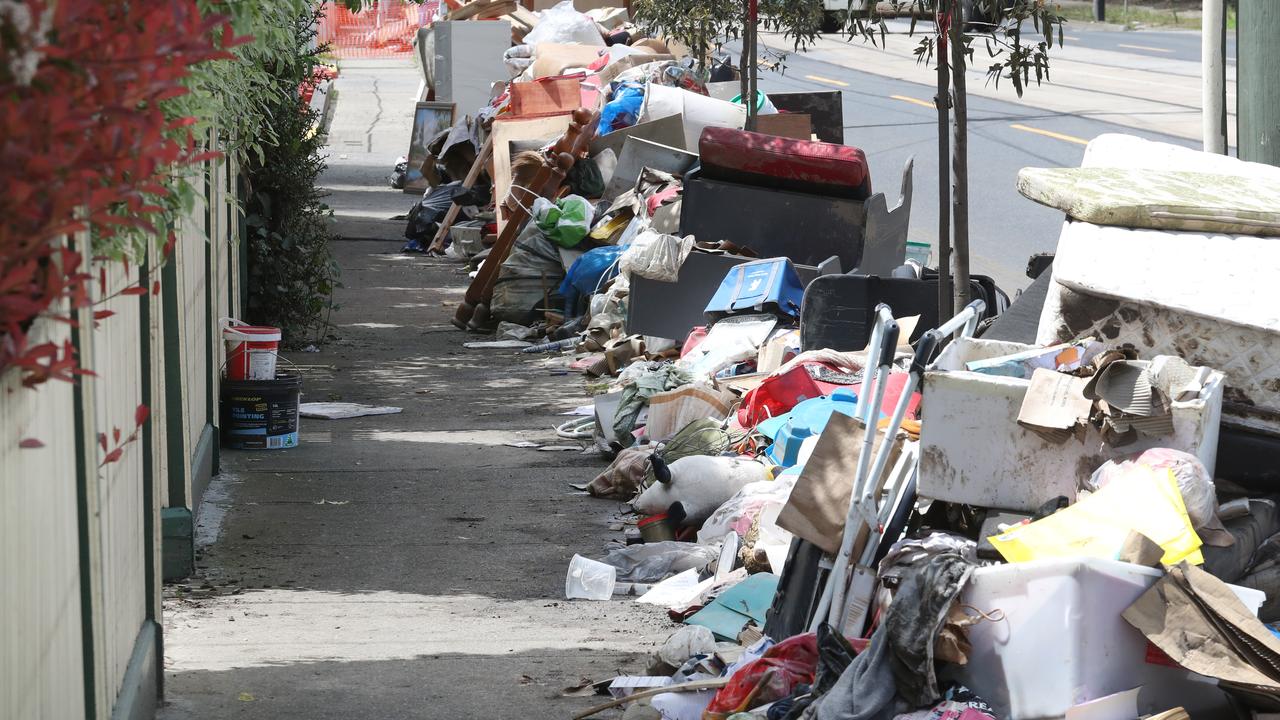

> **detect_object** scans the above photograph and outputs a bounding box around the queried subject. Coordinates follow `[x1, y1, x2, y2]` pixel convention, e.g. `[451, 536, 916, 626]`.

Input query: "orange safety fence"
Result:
[317, 1, 441, 59]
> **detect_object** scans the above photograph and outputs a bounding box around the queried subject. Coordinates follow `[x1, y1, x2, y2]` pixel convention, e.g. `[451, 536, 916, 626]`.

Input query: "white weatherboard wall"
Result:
[0, 313, 86, 720]
[0, 141, 241, 719]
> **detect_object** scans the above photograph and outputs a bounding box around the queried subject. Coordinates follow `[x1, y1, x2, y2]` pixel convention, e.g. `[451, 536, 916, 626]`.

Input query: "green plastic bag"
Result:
[534, 194, 592, 248]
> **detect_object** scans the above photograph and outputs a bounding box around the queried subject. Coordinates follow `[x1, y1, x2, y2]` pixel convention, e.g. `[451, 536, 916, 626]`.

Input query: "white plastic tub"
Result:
[918, 337, 1224, 512]
[953, 557, 1264, 720]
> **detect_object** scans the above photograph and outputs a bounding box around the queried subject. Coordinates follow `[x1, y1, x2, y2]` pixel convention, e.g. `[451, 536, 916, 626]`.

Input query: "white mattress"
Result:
[1036, 135, 1280, 435]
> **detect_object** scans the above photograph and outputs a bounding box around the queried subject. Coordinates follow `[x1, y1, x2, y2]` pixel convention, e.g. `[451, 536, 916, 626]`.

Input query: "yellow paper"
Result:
[990, 467, 1203, 565]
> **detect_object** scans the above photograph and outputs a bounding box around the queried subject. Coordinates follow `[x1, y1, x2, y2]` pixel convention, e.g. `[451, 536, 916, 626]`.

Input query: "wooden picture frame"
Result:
[404, 101, 456, 195]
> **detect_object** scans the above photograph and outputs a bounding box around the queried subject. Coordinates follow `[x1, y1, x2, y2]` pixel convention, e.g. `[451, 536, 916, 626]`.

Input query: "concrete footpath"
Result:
[158, 59, 669, 719]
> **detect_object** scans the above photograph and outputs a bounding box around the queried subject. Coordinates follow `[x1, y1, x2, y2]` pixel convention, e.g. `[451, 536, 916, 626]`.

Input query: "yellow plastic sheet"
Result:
[990, 466, 1204, 565]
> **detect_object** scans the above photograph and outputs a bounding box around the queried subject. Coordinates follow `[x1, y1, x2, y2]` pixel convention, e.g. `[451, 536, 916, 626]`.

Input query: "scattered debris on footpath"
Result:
[400, 2, 1280, 718]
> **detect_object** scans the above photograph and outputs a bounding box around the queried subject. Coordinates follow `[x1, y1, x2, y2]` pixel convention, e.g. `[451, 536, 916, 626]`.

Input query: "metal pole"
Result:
[949, 3, 971, 311]
[1238, 0, 1280, 165]
[1094, 0, 1105, 22]
[1202, 0, 1227, 153]
[935, 3, 953, 320]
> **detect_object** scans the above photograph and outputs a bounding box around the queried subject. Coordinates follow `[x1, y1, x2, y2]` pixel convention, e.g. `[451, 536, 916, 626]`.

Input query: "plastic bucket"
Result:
[219, 374, 301, 450]
[222, 318, 281, 381]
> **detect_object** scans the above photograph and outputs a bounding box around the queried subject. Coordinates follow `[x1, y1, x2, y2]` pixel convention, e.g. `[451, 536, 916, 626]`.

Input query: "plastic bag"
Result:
[599, 81, 645, 135]
[990, 465, 1205, 565]
[704, 633, 819, 715]
[523, 1, 605, 47]
[697, 476, 797, 545]
[533, 194, 592, 248]
[503, 44, 534, 78]
[559, 245, 623, 316]
[597, 541, 719, 583]
[657, 626, 717, 669]
[1086, 447, 1226, 539]
[619, 230, 695, 282]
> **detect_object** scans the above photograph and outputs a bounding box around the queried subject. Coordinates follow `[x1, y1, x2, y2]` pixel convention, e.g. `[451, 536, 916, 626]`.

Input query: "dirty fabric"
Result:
[584, 445, 654, 498]
[806, 623, 897, 720]
[780, 624, 859, 720]
[613, 361, 696, 440]
[883, 553, 977, 708]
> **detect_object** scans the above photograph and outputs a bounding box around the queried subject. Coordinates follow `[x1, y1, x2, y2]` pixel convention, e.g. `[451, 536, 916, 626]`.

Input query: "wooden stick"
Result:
[571, 677, 730, 720]
[427, 133, 494, 255]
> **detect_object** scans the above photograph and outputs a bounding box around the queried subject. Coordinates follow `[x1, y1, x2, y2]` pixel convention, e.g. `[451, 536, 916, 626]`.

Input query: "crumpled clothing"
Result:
[613, 361, 695, 439]
[806, 623, 897, 720]
[780, 624, 858, 720]
[883, 553, 977, 708]
[585, 445, 654, 498]
[877, 533, 977, 588]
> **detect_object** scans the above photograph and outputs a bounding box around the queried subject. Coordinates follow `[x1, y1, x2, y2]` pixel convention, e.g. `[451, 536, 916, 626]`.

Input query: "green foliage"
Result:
[241, 6, 340, 345]
[631, 0, 824, 70]
[848, 0, 1067, 97]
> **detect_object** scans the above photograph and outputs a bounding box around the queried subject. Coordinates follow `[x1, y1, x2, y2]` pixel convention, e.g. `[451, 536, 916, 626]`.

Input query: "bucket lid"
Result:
[223, 325, 281, 342]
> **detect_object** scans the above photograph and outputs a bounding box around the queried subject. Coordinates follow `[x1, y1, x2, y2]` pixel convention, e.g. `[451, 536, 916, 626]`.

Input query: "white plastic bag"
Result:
[503, 44, 534, 78]
[696, 476, 798, 545]
[619, 231, 694, 282]
[524, 1, 605, 47]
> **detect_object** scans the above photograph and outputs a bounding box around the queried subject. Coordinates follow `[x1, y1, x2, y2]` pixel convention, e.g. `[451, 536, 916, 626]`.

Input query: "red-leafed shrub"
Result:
[0, 0, 246, 386]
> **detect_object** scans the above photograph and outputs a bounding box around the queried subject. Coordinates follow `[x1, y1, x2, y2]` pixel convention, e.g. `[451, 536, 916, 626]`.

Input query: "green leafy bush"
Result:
[240, 6, 340, 345]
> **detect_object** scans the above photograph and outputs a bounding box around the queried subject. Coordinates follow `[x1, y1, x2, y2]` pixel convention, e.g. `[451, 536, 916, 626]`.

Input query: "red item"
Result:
[738, 365, 921, 429]
[698, 127, 872, 200]
[737, 361, 861, 428]
[705, 633, 819, 714]
[509, 75, 584, 118]
[680, 326, 708, 358]
[222, 323, 281, 381]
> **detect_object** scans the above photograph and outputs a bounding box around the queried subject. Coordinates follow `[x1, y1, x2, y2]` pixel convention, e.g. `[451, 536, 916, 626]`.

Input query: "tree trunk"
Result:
[949, 3, 972, 311]
[935, 6, 953, 320]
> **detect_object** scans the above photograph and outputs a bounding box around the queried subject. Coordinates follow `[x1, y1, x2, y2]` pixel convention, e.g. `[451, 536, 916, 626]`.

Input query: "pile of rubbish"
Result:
[404, 3, 1280, 718]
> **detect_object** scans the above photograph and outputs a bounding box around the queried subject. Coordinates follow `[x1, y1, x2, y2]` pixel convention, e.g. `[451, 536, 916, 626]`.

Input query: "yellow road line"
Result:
[1063, 35, 1081, 41]
[891, 94, 935, 109]
[805, 74, 849, 87]
[1010, 123, 1090, 146]
[1117, 43, 1174, 53]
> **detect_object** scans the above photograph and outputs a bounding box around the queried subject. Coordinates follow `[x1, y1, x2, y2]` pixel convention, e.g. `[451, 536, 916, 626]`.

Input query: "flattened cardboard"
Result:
[590, 113, 686, 156]
[755, 113, 813, 141]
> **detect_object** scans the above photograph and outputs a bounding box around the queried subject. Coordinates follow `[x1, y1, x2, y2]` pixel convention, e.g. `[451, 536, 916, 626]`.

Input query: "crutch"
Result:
[809, 311, 899, 634]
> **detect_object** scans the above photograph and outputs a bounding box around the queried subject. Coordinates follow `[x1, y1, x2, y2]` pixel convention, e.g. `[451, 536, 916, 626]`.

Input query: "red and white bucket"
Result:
[221, 318, 281, 381]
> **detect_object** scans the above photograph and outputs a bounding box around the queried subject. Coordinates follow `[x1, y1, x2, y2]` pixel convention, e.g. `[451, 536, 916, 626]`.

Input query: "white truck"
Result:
[821, 0, 871, 32]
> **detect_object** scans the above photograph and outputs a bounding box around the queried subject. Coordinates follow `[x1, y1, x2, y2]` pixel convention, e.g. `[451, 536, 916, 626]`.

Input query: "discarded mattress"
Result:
[698, 127, 872, 200]
[1035, 134, 1280, 437]
[1036, 221, 1280, 437]
[1017, 167, 1280, 236]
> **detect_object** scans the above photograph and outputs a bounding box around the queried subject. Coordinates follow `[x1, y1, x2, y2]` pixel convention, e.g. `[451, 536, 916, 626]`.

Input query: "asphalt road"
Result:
[741, 22, 1218, 293]
[1055, 23, 1235, 64]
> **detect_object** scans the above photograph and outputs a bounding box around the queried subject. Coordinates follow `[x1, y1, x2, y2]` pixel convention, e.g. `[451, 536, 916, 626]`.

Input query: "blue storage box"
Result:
[704, 258, 806, 321]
